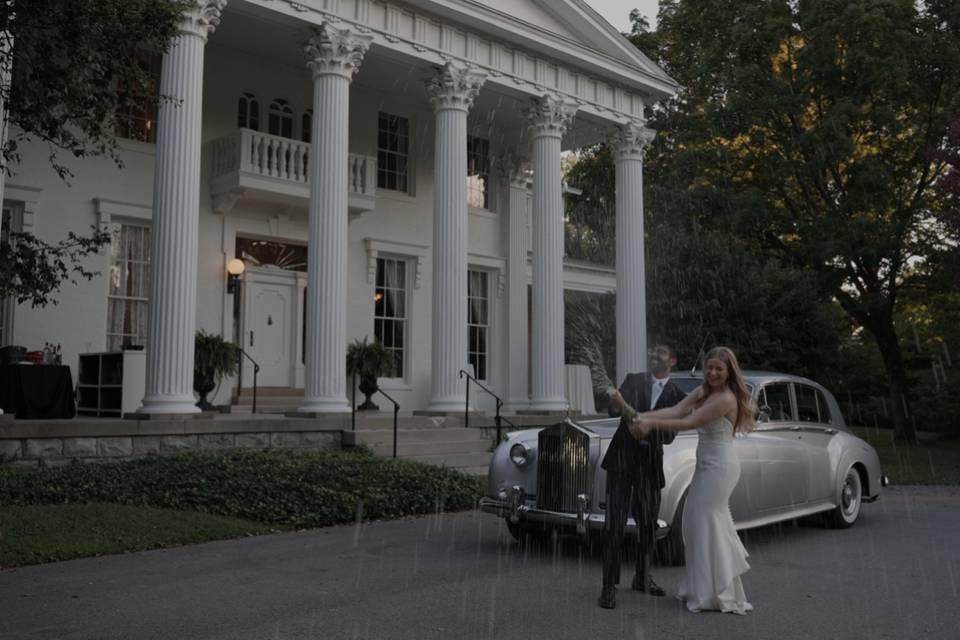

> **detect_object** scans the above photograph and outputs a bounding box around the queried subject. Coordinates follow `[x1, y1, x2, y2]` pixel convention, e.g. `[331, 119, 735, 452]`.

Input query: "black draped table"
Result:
[0, 364, 76, 419]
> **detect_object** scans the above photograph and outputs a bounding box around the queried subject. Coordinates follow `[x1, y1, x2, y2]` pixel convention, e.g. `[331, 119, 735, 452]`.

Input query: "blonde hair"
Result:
[697, 346, 756, 433]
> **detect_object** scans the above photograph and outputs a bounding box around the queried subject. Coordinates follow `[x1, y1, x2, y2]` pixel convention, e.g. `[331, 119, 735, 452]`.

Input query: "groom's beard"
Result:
[649, 358, 669, 376]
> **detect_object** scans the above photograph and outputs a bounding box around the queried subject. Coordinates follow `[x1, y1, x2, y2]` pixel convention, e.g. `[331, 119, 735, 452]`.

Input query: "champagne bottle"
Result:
[606, 387, 640, 421]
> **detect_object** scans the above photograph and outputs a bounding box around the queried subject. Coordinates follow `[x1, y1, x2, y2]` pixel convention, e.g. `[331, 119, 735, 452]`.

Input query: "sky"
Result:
[587, 0, 660, 32]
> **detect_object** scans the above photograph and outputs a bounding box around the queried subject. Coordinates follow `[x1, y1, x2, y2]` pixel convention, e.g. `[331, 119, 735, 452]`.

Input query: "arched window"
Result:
[237, 92, 259, 130]
[268, 98, 293, 138]
[301, 109, 313, 143]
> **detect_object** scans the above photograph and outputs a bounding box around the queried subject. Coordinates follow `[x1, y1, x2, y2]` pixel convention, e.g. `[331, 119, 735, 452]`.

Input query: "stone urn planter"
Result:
[346, 338, 395, 411]
[194, 330, 239, 411]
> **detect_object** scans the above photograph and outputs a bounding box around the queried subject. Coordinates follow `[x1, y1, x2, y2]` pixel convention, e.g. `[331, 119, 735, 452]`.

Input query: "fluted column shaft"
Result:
[614, 124, 655, 384]
[140, 1, 225, 414]
[300, 25, 371, 413]
[501, 157, 530, 410]
[426, 63, 485, 412]
[527, 96, 576, 411]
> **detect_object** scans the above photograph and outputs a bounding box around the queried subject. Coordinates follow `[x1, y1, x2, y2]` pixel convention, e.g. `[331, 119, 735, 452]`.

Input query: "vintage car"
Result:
[480, 372, 889, 564]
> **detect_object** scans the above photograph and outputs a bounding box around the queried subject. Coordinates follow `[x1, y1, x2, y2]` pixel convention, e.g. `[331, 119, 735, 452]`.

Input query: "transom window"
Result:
[374, 257, 407, 378]
[467, 135, 491, 209]
[467, 269, 489, 380]
[114, 53, 162, 143]
[377, 113, 410, 193]
[235, 237, 307, 272]
[107, 223, 151, 351]
[238, 92, 260, 130]
[268, 98, 294, 138]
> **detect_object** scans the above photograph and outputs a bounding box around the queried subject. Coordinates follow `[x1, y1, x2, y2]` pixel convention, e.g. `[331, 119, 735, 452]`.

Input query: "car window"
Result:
[796, 384, 822, 423]
[760, 383, 792, 421]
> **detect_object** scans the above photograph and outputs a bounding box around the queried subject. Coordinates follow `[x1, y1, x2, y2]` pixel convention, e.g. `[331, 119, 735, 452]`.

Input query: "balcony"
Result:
[209, 128, 377, 215]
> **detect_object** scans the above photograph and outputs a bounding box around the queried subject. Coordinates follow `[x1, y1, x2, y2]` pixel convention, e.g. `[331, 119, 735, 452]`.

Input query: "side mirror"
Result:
[756, 405, 771, 423]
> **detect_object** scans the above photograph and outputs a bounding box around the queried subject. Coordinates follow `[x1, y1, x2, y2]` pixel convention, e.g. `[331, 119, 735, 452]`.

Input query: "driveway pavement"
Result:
[1, 486, 958, 639]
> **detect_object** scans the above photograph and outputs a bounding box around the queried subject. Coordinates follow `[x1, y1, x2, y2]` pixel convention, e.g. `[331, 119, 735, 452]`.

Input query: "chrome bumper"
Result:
[479, 486, 669, 539]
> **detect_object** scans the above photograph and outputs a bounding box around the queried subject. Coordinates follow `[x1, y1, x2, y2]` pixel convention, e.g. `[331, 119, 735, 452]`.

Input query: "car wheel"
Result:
[828, 465, 862, 529]
[657, 492, 686, 567]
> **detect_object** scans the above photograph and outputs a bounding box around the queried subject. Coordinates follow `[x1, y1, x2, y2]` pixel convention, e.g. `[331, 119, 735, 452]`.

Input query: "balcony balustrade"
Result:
[209, 128, 377, 214]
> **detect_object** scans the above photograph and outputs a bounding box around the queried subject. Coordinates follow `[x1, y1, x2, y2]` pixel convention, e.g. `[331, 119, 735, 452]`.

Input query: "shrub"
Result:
[0, 449, 484, 528]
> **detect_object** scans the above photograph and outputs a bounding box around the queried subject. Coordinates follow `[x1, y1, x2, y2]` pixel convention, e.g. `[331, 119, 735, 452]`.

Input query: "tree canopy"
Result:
[1, 0, 185, 178]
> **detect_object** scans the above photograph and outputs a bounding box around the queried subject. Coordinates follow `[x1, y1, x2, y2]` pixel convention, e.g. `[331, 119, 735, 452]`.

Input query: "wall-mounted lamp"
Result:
[226, 258, 245, 294]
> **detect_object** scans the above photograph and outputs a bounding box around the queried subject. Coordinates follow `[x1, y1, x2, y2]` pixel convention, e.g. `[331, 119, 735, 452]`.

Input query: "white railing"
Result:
[211, 128, 376, 197]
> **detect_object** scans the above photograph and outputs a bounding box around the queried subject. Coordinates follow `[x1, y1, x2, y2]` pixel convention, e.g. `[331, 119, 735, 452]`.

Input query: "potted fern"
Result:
[194, 330, 239, 411]
[346, 337, 395, 411]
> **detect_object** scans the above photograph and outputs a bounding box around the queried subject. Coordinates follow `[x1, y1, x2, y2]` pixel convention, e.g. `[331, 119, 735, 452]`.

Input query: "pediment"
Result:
[457, 0, 673, 88]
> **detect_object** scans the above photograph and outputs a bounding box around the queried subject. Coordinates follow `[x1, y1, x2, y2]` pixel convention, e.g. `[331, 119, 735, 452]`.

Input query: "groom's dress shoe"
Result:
[631, 574, 666, 596]
[598, 585, 617, 609]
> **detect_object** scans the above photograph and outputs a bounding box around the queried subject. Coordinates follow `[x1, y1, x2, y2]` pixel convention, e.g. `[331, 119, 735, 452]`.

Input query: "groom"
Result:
[598, 342, 685, 609]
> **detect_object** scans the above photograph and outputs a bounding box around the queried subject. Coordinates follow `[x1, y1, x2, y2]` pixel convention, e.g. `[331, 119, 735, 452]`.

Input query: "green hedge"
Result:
[0, 449, 485, 528]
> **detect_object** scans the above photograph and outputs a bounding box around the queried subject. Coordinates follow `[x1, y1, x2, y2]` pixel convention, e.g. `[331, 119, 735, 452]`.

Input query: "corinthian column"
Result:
[614, 122, 656, 384]
[140, 0, 226, 414]
[499, 154, 530, 411]
[299, 24, 372, 414]
[527, 95, 576, 412]
[425, 63, 486, 412]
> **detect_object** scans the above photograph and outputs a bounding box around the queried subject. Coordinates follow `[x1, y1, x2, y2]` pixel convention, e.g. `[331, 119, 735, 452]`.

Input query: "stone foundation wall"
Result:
[0, 416, 347, 467]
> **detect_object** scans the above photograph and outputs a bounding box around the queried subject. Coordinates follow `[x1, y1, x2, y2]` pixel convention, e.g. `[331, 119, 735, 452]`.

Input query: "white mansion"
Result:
[1, 0, 676, 416]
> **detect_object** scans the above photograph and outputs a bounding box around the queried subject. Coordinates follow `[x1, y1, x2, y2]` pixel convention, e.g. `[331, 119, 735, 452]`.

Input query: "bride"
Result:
[634, 346, 755, 614]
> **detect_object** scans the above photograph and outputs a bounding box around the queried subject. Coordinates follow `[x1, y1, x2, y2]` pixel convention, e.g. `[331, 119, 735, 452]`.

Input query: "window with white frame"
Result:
[268, 98, 293, 138]
[467, 269, 489, 380]
[238, 92, 260, 130]
[467, 135, 491, 209]
[0, 203, 21, 346]
[377, 112, 410, 193]
[301, 109, 312, 143]
[114, 53, 162, 143]
[374, 257, 407, 378]
[107, 223, 151, 352]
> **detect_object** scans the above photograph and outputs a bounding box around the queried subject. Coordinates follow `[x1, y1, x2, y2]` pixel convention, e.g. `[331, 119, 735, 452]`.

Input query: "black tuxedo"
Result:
[601, 372, 685, 588]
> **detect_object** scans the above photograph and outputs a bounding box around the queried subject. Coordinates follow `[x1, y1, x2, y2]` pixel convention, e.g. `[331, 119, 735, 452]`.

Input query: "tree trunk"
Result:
[865, 317, 917, 444]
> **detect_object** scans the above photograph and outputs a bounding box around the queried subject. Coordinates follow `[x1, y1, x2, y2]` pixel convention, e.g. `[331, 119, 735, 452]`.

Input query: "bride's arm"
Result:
[638, 389, 700, 420]
[638, 392, 733, 434]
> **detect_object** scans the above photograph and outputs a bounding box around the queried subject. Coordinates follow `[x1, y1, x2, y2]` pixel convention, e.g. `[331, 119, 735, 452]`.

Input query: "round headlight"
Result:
[509, 443, 529, 466]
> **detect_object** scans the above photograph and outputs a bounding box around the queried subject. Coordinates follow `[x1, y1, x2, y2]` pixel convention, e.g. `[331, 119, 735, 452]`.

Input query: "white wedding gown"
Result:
[676, 416, 753, 614]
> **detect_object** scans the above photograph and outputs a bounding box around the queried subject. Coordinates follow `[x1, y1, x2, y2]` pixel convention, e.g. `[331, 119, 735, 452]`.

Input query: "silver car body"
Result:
[480, 372, 887, 539]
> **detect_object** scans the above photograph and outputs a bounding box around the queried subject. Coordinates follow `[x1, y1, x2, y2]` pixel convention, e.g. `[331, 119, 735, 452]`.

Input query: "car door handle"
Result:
[790, 426, 800, 431]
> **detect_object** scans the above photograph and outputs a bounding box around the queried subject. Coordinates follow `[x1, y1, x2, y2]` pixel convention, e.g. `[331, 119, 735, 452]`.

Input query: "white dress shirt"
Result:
[650, 376, 668, 410]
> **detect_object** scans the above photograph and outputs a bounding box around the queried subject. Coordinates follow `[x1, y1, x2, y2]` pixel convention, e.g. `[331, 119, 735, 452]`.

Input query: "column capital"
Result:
[178, 0, 227, 40]
[526, 95, 577, 139]
[425, 62, 486, 112]
[304, 23, 373, 79]
[496, 152, 531, 188]
[612, 122, 656, 161]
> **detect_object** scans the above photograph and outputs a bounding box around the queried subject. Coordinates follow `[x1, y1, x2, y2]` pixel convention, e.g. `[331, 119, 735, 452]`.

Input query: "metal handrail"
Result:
[459, 369, 516, 446]
[373, 387, 400, 458]
[236, 347, 260, 414]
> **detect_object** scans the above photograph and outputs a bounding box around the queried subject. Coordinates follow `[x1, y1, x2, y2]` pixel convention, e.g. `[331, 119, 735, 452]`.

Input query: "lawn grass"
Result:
[0, 503, 276, 568]
[850, 427, 960, 485]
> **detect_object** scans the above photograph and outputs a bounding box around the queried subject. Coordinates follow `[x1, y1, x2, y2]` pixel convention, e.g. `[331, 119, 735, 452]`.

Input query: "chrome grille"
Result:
[536, 422, 591, 512]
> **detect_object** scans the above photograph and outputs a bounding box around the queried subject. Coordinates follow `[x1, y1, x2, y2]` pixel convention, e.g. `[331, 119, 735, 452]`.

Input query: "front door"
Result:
[242, 267, 301, 387]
